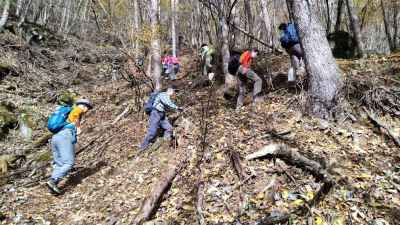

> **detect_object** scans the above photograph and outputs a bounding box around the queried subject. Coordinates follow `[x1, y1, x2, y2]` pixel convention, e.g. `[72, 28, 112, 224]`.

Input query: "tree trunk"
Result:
[133, 0, 140, 59]
[260, 0, 274, 50]
[325, 0, 331, 33]
[345, 0, 364, 58]
[290, 0, 343, 119]
[244, 0, 254, 47]
[334, 0, 344, 32]
[150, 0, 162, 90]
[16, 0, 23, 17]
[392, 0, 399, 50]
[171, 0, 177, 57]
[0, 0, 10, 32]
[219, 15, 235, 91]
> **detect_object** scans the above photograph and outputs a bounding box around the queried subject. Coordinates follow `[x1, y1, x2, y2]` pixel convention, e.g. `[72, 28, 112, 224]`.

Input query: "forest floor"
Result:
[1, 29, 400, 225]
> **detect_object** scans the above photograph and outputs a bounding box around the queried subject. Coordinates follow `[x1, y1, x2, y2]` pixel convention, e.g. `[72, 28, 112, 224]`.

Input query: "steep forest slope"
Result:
[1, 26, 400, 225]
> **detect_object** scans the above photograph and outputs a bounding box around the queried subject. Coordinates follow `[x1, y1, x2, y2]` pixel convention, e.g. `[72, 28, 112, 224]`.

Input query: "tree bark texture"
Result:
[171, 0, 177, 57]
[345, 0, 365, 58]
[0, 0, 10, 32]
[150, 0, 162, 90]
[334, 0, 344, 32]
[260, 0, 274, 49]
[290, 0, 344, 119]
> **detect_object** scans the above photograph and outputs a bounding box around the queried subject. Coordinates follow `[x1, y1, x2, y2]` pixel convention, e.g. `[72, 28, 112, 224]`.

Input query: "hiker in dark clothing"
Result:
[279, 23, 304, 83]
[139, 86, 182, 151]
[236, 48, 263, 110]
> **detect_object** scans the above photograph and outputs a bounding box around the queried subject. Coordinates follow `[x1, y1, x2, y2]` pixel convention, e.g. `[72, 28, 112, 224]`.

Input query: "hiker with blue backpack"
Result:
[279, 23, 304, 83]
[46, 99, 93, 194]
[139, 86, 182, 151]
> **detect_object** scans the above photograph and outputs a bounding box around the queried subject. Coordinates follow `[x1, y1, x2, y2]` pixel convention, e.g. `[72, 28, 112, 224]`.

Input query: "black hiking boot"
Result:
[46, 179, 61, 195]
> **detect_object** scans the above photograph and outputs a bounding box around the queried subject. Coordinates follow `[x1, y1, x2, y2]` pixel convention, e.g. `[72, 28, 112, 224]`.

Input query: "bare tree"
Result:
[334, 0, 344, 32]
[381, 0, 399, 52]
[244, 0, 254, 47]
[346, 0, 365, 57]
[150, 0, 162, 90]
[0, 0, 10, 32]
[171, 0, 177, 57]
[260, 0, 274, 49]
[290, 0, 343, 118]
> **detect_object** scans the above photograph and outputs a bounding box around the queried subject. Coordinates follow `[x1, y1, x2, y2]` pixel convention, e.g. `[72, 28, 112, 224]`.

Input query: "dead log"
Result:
[364, 107, 400, 147]
[112, 105, 131, 125]
[247, 144, 335, 224]
[130, 163, 179, 225]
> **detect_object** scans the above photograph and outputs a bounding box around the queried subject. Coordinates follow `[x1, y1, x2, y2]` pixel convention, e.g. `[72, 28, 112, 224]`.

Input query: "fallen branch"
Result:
[247, 144, 335, 224]
[130, 162, 180, 225]
[363, 107, 400, 147]
[229, 23, 283, 53]
[112, 105, 131, 125]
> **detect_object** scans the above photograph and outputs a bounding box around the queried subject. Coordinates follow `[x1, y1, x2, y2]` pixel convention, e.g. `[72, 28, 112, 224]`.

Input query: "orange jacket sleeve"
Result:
[239, 51, 252, 68]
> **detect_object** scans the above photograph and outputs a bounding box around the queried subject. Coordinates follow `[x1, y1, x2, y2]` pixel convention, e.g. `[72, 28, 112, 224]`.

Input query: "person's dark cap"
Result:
[278, 23, 287, 30]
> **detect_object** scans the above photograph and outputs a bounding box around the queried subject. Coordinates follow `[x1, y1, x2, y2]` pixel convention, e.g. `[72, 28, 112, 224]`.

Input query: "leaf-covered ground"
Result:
[1, 31, 400, 225]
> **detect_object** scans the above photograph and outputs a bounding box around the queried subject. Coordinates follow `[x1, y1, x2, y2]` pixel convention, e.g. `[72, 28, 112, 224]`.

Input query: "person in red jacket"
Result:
[236, 48, 262, 110]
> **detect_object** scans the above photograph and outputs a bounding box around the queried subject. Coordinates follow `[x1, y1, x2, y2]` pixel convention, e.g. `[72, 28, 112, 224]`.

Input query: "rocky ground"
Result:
[1, 29, 400, 225]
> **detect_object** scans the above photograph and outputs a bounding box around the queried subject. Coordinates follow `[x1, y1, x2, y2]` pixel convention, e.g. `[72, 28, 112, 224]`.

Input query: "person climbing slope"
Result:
[278, 22, 304, 83]
[236, 48, 263, 110]
[139, 86, 182, 151]
[199, 44, 216, 79]
[162, 54, 180, 80]
[46, 98, 93, 195]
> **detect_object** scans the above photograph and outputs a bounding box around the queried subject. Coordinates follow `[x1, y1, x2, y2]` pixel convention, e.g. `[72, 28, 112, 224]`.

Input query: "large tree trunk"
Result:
[150, 0, 162, 90]
[0, 0, 10, 32]
[345, 0, 364, 58]
[290, 0, 343, 119]
[260, 0, 274, 49]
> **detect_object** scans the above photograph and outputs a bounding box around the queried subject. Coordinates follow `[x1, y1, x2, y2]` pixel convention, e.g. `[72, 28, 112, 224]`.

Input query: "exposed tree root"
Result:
[246, 144, 335, 224]
[364, 107, 400, 147]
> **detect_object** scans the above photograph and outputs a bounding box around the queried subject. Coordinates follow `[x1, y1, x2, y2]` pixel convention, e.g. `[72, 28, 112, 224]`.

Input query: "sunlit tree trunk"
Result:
[150, 0, 162, 90]
[290, 0, 343, 118]
[16, 0, 23, 17]
[171, 0, 177, 57]
[0, 0, 10, 32]
[260, 0, 273, 49]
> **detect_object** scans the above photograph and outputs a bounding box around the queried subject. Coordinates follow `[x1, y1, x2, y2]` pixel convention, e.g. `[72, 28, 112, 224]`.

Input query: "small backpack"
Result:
[47, 106, 72, 133]
[228, 51, 242, 75]
[144, 91, 160, 115]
